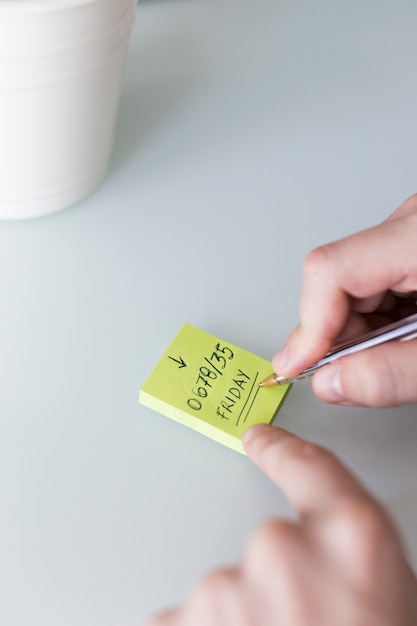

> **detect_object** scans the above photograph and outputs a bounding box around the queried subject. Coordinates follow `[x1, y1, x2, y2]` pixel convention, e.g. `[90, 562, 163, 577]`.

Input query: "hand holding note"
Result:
[145, 426, 417, 626]
[273, 194, 417, 407]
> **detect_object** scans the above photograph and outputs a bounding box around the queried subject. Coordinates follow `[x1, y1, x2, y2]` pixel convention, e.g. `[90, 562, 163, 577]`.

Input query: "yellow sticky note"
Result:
[139, 324, 291, 454]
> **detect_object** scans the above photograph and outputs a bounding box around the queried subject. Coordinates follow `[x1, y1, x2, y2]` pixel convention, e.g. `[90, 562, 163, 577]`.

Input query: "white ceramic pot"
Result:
[0, 0, 136, 219]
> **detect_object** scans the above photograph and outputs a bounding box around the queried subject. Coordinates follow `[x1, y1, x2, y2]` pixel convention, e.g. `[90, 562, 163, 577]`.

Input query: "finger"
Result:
[243, 425, 373, 520]
[309, 301, 417, 347]
[389, 289, 417, 301]
[272, 212, 417, 377]
[242, 519, 307, 622]
[352, 291, 417, 315]
[312, 339, 417, 407]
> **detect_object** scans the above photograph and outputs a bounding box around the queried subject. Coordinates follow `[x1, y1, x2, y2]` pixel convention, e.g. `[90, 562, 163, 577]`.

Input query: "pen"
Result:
[259, 312, 417, 387]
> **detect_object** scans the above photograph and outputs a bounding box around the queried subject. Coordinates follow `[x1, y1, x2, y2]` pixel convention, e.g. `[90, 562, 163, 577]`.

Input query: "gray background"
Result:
[1, 0, 417, 624]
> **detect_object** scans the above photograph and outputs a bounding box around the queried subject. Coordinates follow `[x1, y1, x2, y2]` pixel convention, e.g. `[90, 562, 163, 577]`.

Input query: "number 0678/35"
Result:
[186, 344, 234, 411]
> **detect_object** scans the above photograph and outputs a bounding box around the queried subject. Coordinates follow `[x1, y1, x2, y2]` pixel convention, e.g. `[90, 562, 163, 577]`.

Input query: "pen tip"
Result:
[259, 373, 279, 387]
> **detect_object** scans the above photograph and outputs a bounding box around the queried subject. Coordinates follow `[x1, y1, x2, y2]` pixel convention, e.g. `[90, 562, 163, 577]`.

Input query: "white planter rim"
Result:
[0, 0, 129, 16]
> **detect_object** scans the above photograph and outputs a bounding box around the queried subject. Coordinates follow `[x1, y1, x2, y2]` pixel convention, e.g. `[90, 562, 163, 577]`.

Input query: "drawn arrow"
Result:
[168, 355, 187, 369]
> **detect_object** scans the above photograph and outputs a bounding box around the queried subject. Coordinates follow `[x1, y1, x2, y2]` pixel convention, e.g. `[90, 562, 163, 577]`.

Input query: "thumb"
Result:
[312, 339, 417, 407]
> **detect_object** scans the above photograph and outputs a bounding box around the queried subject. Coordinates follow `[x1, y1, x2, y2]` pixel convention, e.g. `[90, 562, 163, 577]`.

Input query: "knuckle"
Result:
[406, 192, 417, 206]
[335, 496, 394, 563]
[392, 193, 417, 218]
[303, 245, 332, 280]
[244, 519, 298, 580]
[190, 568, 236, 605]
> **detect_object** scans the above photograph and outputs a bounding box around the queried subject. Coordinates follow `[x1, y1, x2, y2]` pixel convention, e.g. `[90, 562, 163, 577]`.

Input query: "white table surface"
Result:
[1, 0, 417, 624]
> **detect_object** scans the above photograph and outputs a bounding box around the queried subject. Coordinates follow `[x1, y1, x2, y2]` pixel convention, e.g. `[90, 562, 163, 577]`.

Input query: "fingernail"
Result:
[242, 423, 268, 444]
[314, 363, 344, 402]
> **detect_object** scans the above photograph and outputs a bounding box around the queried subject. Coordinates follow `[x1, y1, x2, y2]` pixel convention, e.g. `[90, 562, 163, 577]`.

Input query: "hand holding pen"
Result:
[146, 197, 417, 626]
[264, 195, 417, 407]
